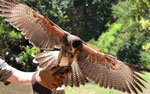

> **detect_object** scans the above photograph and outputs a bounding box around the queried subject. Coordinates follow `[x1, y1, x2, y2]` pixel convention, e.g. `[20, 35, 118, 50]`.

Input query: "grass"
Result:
[65, 83, 116, 94]
[65, 72, 150, 94]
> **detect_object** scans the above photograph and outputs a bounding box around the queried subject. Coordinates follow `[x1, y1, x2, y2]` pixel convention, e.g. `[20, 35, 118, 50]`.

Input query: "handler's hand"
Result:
[35, 67, 72, 91]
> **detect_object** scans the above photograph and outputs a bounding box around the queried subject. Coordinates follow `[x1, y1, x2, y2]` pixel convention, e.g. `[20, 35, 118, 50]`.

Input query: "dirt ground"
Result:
[0, 82, 33, 94]
[0, 82, 150, 94]
[0, 83, 65, 94]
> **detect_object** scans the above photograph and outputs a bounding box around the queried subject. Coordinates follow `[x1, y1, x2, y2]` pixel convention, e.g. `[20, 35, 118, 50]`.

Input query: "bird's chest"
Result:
[59, 56, 69, 66]
[59, 48, 74, 66]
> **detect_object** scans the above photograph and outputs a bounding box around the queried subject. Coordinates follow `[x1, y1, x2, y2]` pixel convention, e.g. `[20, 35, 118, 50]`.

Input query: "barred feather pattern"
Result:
[0, 0, 65, 49]
[64, 60, 88, 87]
[33, 51, 88, 87]
[33, 51, 59, 70]
[76, 44, 146, 94]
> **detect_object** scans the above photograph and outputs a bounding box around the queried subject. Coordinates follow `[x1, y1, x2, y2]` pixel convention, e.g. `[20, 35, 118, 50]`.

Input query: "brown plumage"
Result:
[0, 0, 147, 93]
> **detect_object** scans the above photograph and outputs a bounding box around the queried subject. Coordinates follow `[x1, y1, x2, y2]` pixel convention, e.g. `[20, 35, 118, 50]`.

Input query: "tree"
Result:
[90, 0, 150, 70]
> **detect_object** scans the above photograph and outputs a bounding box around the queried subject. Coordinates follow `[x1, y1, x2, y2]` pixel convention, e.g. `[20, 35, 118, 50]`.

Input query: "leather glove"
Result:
[32, 66, 72, 92]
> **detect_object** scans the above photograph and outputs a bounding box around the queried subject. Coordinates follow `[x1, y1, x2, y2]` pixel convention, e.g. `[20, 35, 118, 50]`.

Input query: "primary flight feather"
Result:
[0, 0, 147, 93]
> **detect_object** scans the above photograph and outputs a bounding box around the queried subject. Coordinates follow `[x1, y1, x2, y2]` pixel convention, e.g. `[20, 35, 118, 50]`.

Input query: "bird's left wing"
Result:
[33, 51, 88, 87]
[76, 43, 146, 94]
[0, 0, 66, 49]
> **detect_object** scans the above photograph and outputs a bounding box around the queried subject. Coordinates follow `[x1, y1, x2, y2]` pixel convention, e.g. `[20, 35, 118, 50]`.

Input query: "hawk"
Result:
[0, 0, 146, 94]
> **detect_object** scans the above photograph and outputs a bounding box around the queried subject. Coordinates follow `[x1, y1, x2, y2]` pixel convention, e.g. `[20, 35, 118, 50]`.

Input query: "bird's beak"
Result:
[72, 47, 76, 52]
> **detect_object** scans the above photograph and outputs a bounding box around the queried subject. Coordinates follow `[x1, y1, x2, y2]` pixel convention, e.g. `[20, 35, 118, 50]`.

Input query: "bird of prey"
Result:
[0, 0, 147, 94]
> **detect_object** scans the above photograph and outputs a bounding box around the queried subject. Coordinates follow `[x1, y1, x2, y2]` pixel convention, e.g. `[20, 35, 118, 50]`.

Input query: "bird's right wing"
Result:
[0, 0, 66, 49]
[76, 43, 147, 94]
[33, 51, 88, 87]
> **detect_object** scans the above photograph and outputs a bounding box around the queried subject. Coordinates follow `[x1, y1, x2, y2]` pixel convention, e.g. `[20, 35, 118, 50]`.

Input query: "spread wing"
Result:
[32, 51, 60, 70]
[33, 51, 88, 87]
[76, 43, 146, 94]
[64, 60, 88, 87]
[0, 0, 66, 49]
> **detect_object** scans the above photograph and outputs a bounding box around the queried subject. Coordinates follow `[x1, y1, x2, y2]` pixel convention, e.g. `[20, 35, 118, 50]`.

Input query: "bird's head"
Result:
[72, 39, 82, 50]
[71, 40, 82, 53]
[67, 35, 82, 52]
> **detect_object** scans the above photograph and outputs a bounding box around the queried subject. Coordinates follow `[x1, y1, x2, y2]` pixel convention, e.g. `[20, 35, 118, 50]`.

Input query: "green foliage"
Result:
[90, 0, 150, 70]
[18, 46, 39, 71]
[96, 23, 123, 55]
[66, 0, 118, 41]
[0, 24, 37, 71]
[140, 51, 150, 69]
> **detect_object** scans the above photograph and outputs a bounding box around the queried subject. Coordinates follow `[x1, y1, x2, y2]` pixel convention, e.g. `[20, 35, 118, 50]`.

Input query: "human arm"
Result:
[0, 58, 68, 92]
[6, 70, 34, 85]
[0, 58, 34, 85]
[6, 63, 68, 94]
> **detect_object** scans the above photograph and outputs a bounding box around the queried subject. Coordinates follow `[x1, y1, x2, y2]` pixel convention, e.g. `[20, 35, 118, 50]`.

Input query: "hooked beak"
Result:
[71, 47, 76, 56]
[72, 47, 76, 52]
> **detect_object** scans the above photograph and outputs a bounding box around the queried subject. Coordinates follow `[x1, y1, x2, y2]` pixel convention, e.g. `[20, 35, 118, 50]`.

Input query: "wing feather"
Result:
[103, 65, 108, 88]
[72, 65, 79, 87]
[33, 51, 88, 87]
[76, 43, 146, 94]
[64, 76, 68, 86]
[0, 0, 66, 49]
[68, 75, 73, 87]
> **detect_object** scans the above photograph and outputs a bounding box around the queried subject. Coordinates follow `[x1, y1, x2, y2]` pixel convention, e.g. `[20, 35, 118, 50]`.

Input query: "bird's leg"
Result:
[52, 55, 73, 76]
[68, 56, 73, 66]
[57, 48, 63, 65]
[52, 48, 73, 76]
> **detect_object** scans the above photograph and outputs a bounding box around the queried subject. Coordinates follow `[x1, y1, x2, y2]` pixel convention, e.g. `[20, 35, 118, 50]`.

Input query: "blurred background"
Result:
[0, 0, 150, 94]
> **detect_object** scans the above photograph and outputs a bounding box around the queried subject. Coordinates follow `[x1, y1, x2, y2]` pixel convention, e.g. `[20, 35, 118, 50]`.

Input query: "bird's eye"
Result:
[72, 40, 82, 48]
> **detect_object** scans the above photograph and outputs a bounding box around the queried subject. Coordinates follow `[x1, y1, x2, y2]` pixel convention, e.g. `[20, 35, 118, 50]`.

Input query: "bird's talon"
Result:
[52, 66, 71, 76]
